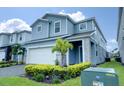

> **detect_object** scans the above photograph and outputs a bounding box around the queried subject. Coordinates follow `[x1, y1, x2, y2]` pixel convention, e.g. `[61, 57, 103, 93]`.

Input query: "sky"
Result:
[0, 7, 118, 52]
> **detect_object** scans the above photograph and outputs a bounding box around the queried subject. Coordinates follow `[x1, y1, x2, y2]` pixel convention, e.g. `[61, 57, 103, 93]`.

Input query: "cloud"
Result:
[107, 39, 118, 52]
[0, 18, 31, 33]
[59, 10, 85, 22]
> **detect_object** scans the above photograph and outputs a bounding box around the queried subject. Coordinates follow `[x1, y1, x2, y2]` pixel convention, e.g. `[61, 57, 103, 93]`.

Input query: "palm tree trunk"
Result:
[61, 54, 67, 67]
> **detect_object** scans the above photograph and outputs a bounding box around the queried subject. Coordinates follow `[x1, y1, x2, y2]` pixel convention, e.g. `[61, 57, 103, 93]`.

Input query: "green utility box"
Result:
[81, 67, 119, 86]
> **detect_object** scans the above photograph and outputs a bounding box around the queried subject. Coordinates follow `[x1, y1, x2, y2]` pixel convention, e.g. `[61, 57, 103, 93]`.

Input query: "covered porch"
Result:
[67, 38, 97, 65]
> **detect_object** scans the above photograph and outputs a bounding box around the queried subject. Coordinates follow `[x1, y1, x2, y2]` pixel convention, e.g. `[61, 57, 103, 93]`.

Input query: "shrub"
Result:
[10, 62, 18, 66]
[25, 62, 91, 81]
[67, 62, 91, 78]
[32, 73, 45, 82]
[25, 64, 54, 76]
[53, 66, 67, 79]
[52, 78, 61, 84]
[55, 59, 60, 65]
[0, 61, 6, 64]
[18, 61, 24, 65]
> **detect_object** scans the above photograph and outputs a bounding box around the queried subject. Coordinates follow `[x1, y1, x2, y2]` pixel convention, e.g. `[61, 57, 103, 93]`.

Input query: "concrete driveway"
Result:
[0, 65, 25, 77]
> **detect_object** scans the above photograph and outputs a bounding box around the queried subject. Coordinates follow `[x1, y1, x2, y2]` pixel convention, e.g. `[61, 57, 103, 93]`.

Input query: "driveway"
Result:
[0, 65, 25, 77]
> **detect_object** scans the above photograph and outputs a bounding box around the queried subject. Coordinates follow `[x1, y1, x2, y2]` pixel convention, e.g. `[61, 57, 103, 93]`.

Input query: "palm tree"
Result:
[52, 38, 73, 67]
[11, 44, 25, 62]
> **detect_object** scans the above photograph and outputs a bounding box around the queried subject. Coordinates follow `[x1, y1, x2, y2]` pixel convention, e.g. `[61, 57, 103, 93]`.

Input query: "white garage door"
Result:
[0, 51, 5, 61]
[27, 47, 56, 64]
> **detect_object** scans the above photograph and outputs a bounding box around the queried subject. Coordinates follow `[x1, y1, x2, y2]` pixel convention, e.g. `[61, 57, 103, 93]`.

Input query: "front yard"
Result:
[0, 60, 123, 86]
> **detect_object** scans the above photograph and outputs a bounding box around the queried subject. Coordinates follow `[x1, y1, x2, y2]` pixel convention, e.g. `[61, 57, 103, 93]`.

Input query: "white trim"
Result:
[54, 20, 61, 34]
[82, 40, 85, 62]
[66, 18, 68, 34]
[92, 20, 95, 30]
[66, 50, 69, 65]
[79, 22, 87, 32]
[27, 44, 54, 49]
[26, 44, 55, 64]
[78, 45, 82, 63]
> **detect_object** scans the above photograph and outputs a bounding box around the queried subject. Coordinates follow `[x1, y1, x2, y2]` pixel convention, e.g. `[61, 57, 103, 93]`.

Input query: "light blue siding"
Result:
[74, 20, 94, 34]
[67, 19, 74, 35]
[43, 15, 67, 37]
[31, 20, 49, 40]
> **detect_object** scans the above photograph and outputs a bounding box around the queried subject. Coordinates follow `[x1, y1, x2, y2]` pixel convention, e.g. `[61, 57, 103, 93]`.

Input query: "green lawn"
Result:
[99, 59, 124, 86]
[0, 77, 80, 86]
[0, 60, 123, 86]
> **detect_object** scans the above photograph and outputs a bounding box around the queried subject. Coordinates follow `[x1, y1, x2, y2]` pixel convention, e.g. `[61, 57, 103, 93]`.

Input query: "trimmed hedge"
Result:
[0, 61, 20, 68]
[25, 62, 91, 79]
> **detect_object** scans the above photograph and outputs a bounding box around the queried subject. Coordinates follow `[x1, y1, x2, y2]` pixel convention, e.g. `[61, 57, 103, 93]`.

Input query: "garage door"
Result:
[0, 50, 5, 61]
[27, 47, 56, 64]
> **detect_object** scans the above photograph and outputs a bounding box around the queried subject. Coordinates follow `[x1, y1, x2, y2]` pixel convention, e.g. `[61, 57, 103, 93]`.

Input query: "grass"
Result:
[0, 77, 80, 86]
[0, 59, 123, 86]
[99, 59, 124, 86]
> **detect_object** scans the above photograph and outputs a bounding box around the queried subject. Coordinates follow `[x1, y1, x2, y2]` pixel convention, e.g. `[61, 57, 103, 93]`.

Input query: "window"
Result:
[11, 36, 13, 42]
[20, 34, 22, 41]
[123, 37, 124, 40]
[54, 21, 61, 33]
[37, 26, 42, 32]
[79, 23, 87, 31]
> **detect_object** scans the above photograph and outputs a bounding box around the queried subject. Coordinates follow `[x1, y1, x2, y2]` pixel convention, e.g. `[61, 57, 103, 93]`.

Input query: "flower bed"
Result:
[0, 61, 24, 68]
[25, 62, 91, 84]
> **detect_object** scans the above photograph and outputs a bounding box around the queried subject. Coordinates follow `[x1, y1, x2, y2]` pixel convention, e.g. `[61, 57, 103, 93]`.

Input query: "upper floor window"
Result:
[37, 25, 42, 32]
[19, 34, 22, 41]
[54, 20, 61, 33]
[79, 23, 87, 31]
[11, 36, 13, 42]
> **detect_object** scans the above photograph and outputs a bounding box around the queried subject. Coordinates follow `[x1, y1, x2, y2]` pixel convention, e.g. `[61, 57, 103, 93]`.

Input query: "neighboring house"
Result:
[0, 30, 31, 61]
[24, 13, 107, 65]
[117, 7, 124, 64]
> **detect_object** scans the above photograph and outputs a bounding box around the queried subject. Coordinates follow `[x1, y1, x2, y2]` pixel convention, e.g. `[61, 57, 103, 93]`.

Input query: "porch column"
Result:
[82, 38, 91, 62]
[66, 50, 69, 66]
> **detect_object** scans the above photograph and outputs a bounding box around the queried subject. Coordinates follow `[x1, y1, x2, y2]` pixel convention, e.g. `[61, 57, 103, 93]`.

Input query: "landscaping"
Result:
[0, 61, 24, 68]
[0, 59, 123, 86]
[25, 62, 91, 84]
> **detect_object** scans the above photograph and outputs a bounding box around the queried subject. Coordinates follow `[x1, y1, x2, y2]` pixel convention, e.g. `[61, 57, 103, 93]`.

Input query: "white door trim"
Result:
[78, 45, 82, 63]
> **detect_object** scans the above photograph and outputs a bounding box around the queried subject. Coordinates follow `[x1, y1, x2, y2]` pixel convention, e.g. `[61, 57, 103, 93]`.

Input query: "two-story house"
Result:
[117, 7, 124, 64]
[0, 30, 31, 61]
[24, 13, 107, 65]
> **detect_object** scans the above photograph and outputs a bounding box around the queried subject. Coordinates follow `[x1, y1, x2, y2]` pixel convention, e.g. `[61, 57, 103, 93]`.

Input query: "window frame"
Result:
[54, 20, 61, 34]
[19, 34, 22, 41]
[37, 25, 42, 32]
[11, 35, 13, 42]
[79, 22, 87, 31]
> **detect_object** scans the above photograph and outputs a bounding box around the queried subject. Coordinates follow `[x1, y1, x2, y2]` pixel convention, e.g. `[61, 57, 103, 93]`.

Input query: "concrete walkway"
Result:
[0, 65, 25, 77]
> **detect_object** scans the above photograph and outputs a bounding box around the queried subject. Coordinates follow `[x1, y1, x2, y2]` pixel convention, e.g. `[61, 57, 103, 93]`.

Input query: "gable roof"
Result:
[31, 18, 50, 27]
[42, 13, 75, 23]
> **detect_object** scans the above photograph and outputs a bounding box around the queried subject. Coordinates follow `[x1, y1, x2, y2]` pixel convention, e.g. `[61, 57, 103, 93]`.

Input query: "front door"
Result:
[79, 46, 83, 63]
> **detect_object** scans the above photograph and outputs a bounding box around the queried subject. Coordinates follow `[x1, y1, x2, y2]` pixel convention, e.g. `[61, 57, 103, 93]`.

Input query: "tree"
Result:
[52, 38, 73, 66]
[11, 44, 25, 62]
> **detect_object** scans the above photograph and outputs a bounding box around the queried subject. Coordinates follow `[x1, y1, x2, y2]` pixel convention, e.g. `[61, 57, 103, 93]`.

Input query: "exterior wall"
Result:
[0, 48, 6, 61]
[18, 32, 31, 44]
[118, 8, 124, 63]
[31, 20, 49, 40]
[83, 38, 91, 62]
[9, 33, 18, 44]
[67, 19, 74, 35]
[0, 34, 10, 47]
[74, 20, 94, 34]
[43, 15, 67, 37]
